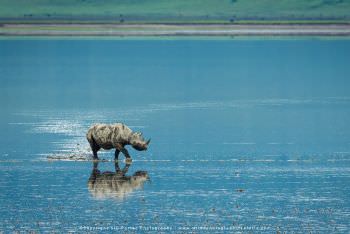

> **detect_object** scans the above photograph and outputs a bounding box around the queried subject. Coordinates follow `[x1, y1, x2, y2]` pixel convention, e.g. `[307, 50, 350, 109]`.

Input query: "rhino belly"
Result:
[93, 137, 113, 149]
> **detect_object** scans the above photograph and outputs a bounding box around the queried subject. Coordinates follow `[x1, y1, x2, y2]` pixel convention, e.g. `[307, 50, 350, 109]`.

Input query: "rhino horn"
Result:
[146, 138, 151, 145]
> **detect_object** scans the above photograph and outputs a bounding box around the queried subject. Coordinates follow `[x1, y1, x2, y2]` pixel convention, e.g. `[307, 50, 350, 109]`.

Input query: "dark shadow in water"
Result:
[88, 161, 149, 200]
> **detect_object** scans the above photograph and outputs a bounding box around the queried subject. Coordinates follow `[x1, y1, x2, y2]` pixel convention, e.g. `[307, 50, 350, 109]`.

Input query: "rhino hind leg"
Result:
[88, 136, 100, 160]
[92, 148, 100, 160]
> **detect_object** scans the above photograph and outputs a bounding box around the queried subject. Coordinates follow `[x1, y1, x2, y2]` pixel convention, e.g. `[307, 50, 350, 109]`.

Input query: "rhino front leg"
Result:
[121, 147, 131, 159]
[114, 149, 120, 161]
[115, 143, 132, 162]
[115, 144, 130, 158]
[122, 148, 132, 163]
[92, 150, 98, 160]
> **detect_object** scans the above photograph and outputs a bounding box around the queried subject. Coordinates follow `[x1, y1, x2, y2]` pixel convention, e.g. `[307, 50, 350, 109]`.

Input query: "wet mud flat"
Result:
[2, 97, 350, 232]
[1, 39, 350, 232]
[0, 157, 349, 233]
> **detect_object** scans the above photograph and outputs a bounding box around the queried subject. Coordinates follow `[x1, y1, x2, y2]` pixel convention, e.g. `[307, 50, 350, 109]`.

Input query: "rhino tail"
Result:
[87, 129, 99, 152]
[86, 128, 94, 143]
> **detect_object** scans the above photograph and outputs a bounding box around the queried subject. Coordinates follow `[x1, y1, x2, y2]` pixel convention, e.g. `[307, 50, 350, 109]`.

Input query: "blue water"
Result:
[0, 39, 350, 233]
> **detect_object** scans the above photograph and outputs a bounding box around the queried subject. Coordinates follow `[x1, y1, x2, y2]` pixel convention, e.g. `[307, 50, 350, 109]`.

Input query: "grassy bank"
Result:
[1, 0, 350, 24]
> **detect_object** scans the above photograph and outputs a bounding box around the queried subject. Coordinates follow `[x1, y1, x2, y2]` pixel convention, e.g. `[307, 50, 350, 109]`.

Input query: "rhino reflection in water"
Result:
[88, 161, 149, 200]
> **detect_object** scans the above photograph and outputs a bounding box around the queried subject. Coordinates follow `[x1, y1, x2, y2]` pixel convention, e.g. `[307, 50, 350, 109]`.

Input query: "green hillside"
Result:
[1, 0, 350, 23]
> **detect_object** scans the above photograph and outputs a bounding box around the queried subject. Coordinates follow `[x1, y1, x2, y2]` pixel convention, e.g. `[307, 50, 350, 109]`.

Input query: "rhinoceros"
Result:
[86, 123, 150, 160]
[88, 161, 149, 200]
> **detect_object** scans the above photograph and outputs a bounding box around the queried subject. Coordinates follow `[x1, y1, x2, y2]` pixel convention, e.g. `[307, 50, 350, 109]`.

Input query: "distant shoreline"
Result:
[1, 23, 350, 37]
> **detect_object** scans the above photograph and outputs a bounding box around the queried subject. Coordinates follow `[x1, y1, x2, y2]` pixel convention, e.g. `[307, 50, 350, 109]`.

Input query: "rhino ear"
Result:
[146, 138, 151, 145]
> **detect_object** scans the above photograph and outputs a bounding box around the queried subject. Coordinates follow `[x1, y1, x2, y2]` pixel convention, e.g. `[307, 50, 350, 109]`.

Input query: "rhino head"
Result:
[130, 132, 151, 151]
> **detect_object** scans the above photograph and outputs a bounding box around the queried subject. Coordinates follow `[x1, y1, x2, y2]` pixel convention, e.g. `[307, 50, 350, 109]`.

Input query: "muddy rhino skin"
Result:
[86, 123, 150, 160]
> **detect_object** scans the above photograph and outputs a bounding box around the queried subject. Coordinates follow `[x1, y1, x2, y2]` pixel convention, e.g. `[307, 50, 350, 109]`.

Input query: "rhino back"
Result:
[89, 123, 132, 149]
[91, 124, 114, 149]
[111, 123, 132, 144]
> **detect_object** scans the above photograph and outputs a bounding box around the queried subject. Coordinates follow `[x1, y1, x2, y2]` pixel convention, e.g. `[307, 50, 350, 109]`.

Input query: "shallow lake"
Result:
[0, 39, 350, 233]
